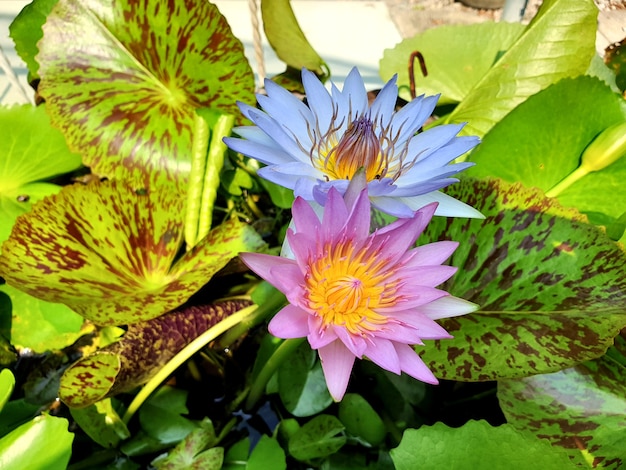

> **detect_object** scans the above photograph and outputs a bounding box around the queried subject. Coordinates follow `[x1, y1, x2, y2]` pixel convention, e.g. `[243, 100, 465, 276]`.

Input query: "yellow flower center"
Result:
[305, 241, 399, 335]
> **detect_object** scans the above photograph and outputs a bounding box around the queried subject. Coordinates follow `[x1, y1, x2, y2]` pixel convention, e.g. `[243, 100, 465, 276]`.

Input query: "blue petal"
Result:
[369, 74, 398, 128]
[223, 137, 294, 165]
[302, 69, 335, 133]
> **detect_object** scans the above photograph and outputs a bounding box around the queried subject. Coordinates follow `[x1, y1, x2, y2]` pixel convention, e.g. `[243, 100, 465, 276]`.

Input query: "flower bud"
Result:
[581, 121, 626, 173]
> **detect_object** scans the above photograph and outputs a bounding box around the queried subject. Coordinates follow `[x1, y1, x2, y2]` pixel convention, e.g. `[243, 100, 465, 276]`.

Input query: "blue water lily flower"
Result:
[224, 67, 482, 218]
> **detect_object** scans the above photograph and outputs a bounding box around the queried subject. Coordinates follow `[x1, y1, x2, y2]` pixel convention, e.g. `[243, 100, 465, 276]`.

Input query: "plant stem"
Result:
[121, 303, 258, 425]
[198, 113, 235, 238]
[185, 113, 211, 249]
[245, 337, 305, 410]
[545, 166, 588, 198]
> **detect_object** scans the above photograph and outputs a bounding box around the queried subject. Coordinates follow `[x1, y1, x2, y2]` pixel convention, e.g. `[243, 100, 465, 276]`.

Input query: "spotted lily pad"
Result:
[0, 181, 264, 325]
[498, 332, 626, 469]
[0, 105, 82, 245]
[59, 300, 250, 408]
[418, 178, 626, 381]
[36, 0, 255, 187]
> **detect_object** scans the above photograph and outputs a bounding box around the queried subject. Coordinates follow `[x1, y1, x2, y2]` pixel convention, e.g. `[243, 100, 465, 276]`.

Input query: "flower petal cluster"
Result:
[225, 67, 481, 218]
[240, 176, 476, 401]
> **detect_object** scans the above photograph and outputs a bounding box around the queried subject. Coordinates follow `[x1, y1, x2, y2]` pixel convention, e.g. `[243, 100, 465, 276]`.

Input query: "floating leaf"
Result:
[380, 22, 525, 104]
[36, 0, 254, 187]
[0, 105, 82, 245]
[70, 399, 130, 448]
[247, 435, 286, 470]
[0, 414, 74, 470]
[9, 0, 59, 78]
[0, 181, 264, 325]
[288, 415, 346, 462]
[338, 393, 386, 447]
[59, 300, 251, 408]
[447, 0, 598, 137]
[468, 76, 626, 222]
[0, 369, 15, 412]
[261, 0, 326, 76]
[0, 284, 85, 352]
[391, 421, 574, 470]
[498, 333, 626, 469]
[417, 178, 626, 381]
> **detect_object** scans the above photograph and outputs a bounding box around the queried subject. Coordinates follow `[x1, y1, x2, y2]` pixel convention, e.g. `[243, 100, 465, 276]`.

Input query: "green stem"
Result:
[245, 337, 305, 410]
[122, 303, 257, 425]
[198, 114, 235, 239]
[185, 113, 210, 249]
[545, 166, 588, 198]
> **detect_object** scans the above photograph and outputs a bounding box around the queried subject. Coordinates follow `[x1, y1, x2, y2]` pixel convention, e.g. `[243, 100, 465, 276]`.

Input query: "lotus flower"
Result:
[225, 67, 482, 218]
[240, 175, 477, 401]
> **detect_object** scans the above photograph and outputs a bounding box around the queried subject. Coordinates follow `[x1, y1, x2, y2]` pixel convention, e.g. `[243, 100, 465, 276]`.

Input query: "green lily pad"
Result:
[36, 0, 255, 187]
[447, 0, 598, 137]
[70, 399, 130, 448]
[0, 105, 82, 245]
[0, 284, 85, 352]
[391, 421, 574, 470]
[498, 332, 626, 469]
[0, 181, 264, 326]
[467, 76, 626, 222]
[380, 21, 525, 105]
[59, 300, 251, 407]
[288, 415, 346, 462]
[9, 0, 59, 79]
[0, 414, 74, 470]
[261, 0, 326, 76]
[418, 178, 626, 381]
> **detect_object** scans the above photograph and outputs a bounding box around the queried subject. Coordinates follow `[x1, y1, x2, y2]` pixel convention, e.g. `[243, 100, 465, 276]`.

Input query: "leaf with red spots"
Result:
[59, 300, 250, 408]
[498, 332, 626, 469]
[417, 178, 626, 381]
[0, 105, 82, 245]
[36, 0, 255, 187]
[0, 180, 264, 326]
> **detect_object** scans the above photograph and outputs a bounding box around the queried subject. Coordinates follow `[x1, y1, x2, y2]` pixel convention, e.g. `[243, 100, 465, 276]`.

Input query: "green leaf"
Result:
[0, 105, 82, 245]
[0, 181, 265, 326]
[499, 334, 626, 468]
[151, 418, 221, 469]
[0, 414, 74, 470]
[59, 300, 250, 407]
[338, 394, 386, 447]
[70, 399, 130, 448]
[9, 0, 59, 78]
[447, 0, 598, 137]
[605, 38, 626, 92]
[418, 178, 626, 381]
[259, 179, 295, 210]
[278, 342, 333, 417]
[288, 415, 346, 462]
[0, 369, 15, 412]
[247, 435, 286, 470]
[467, 76, 626, 222]
[36, 0, 255, 187]
[0, 284, 85, 352]
[390, 421, 574, 470]
[261, 0, 326, 75]
[380, 21, 525, 104]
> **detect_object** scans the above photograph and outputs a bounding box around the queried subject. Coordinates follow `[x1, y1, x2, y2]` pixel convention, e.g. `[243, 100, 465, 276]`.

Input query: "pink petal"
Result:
[404, 241, 459, 267]
[334, 325, 368, 358]
[240, 253, 302, 294]
[363, 338, 401, 375]
[381, 314, 452, 341]
[395, 343, 438, 385]
[268, 305, 311, 339]
[292, 196, 322, 235]
[318, 340, 356, 401]
[396, 265, 458, 288]
[321, 187, 349, 238]
[308, 315, 339, 349]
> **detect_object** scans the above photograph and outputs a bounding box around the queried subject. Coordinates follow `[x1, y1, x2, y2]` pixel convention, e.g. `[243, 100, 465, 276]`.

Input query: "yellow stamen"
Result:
[305, 241, 399, 335]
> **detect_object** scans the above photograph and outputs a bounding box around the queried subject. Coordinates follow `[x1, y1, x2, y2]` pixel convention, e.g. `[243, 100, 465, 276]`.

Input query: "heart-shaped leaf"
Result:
[467, 76, 626, 222]
[498, 333, 626, 469]
[36, 0, 255, 187]
[391, 421, 574, 470]
[447, 0, 598, 137]
[0, 284, 85, 352]
[0, 105, 82, 245]
[0, 181, 264, 325]
[417, 178, 626, 381]
[380, 21, 525, 105]
[59, 300, 251, 408]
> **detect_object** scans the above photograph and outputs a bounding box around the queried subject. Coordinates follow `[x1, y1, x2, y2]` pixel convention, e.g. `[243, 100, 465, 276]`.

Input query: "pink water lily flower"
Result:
[240, 175, 476, 401]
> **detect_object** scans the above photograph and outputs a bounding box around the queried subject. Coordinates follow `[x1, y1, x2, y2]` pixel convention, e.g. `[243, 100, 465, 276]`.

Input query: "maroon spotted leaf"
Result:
[417, 178, 626, 381]
[0, 180, 264, 325]
[59, 300, 251, 408]
[36, 0, 255, 187]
